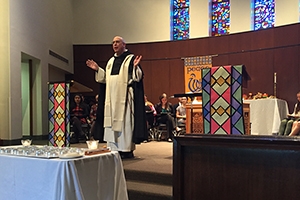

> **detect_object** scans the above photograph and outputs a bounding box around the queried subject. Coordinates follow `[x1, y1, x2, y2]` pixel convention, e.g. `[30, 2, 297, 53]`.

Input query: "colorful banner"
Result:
[202, 65, 245, 135]
[48, 82, 70, 147]
[184, 56, 212, 93]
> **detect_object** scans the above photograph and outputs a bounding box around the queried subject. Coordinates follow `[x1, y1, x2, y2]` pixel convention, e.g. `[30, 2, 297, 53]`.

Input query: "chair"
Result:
[146, 110, 155, 141]
[81, 123, 91, 139]
[154, 123, 168, 141]
[70, 117, 90, 141]
[153, 113, 172, 141]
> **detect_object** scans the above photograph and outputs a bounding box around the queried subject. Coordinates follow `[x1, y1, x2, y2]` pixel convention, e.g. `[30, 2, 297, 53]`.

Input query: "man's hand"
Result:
[86, 59, 100, 71]
[133, 55, 142, 68]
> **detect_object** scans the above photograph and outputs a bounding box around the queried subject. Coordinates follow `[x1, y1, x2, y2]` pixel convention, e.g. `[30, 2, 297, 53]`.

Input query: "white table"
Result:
[0, 150, 128, 200]
[244, 99, 289, 135]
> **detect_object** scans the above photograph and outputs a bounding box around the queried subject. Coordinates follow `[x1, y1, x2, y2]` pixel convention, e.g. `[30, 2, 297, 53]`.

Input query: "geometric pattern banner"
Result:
[202, 65, 245, 135]
[48, 82, 70, 147]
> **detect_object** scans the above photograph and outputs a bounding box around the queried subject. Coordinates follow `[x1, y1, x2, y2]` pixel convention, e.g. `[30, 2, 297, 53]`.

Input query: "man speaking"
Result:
[86, 36, 147, 159]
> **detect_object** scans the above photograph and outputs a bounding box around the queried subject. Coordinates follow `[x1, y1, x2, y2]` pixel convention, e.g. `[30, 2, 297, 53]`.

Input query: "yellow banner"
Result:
[184, 56, 212, 93]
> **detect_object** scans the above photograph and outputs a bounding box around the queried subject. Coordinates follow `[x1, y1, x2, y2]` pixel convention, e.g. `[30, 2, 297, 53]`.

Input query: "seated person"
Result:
[173, 97, 182, 117]
[278, 92, 300, 136]
[89, 95, 98, 138]
[176, 97, 187, 125]
[289, 121, 300, 136]
[70, 94, 89, 143]
[144, 94, 156, 129]
[155, 93, 178, 142]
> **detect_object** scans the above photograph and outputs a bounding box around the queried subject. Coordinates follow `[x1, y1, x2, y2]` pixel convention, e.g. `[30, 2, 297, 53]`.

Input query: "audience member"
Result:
[70, 94, 89, 143]
[278, 92, 300, 136]
[80, 94, 91, 114]
[155, 93, 178, 142]
[176, 97, 187, 125]
[89, 94, 98, 138]
[173, 97, 182, 117]
[145, 95, 156, 127]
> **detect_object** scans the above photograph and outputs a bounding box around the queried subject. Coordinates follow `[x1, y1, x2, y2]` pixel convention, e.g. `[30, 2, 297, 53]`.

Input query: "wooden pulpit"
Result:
[185, 102, 203, 134]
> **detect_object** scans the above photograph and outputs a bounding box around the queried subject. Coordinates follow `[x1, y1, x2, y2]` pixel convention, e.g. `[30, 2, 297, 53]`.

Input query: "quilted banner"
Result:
[48, 82, 70, 147]
[202, 65, 245, 135]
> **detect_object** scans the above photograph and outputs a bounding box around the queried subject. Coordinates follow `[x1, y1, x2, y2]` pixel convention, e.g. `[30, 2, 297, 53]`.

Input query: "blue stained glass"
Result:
[172, 0, 190, 40]
[254, 0, 275, 30]
[173, 0, 189, 9]
[211, 0, 230, 36]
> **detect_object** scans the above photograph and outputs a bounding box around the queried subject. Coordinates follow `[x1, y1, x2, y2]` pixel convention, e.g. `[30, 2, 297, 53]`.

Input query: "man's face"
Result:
[112, 36, 126, 55]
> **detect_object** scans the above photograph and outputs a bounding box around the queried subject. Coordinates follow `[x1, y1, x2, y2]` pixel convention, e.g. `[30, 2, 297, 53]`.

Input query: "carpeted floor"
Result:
[122, 141, 173, 200]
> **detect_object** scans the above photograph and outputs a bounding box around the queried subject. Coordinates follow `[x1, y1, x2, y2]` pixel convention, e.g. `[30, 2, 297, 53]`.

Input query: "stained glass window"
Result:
[171, 0, 190, 40]
[211, 0, 230, 36]
[254, 0, 275, 30]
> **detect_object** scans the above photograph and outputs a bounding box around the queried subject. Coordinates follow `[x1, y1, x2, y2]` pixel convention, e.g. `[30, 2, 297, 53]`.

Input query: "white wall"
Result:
[230, 0, 252, 33]
[0, 0, 10, 139]
[190, 0, 210, 38]
[7, 0, 74, 139]
[275, 0, 300, 26]
[73, 0, 171, 44]
[49, 65, 68, 82]
[73, 0, 300, 44]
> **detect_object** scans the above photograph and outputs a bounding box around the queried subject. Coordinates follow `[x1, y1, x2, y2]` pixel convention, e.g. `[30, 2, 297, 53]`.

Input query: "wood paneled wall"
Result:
[173, 135, 300, 200]
[73, 23, 300, 111]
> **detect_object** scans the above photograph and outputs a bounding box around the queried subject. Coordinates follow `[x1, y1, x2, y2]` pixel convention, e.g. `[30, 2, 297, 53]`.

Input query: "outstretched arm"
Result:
[86, 59, 100, 71]
[133, 55, 142, 68]
[132, 55, 143, 82]
[86, 59, 105, 83]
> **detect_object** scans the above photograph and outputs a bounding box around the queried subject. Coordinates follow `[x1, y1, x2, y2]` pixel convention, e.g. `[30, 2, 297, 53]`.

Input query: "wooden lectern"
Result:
[185, 100, 203, 134]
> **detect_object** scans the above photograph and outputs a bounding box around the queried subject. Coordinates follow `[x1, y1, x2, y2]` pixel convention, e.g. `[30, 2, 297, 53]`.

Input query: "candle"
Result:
[274, 72, 277, 84]
[87, 140, 99, 149]
[21, 139, 32, 146]
[90, 142, 98, 149]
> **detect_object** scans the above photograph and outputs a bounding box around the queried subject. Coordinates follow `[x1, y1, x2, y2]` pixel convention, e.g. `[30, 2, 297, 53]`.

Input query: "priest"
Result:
[86, 36, 147, 158]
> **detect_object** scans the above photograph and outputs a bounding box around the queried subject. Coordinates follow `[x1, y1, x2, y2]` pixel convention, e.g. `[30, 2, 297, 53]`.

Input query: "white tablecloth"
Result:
[0, 151, 128, 200]
[244, 99, 289, 135]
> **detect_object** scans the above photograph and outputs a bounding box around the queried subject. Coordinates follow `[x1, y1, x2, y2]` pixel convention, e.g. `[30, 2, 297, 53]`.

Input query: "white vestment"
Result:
[95, 54, 142, 152]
